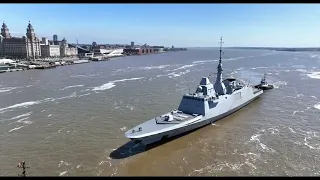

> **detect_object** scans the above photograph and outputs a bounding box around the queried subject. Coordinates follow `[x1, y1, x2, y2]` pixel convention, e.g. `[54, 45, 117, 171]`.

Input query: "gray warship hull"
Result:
[126, 87, 263, 145]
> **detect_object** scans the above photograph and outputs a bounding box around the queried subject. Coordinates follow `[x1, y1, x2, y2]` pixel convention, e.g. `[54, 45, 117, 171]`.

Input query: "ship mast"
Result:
[214, 37, 226, 95]
[216, 37, 224, 80]
[218, 37, 224, 72]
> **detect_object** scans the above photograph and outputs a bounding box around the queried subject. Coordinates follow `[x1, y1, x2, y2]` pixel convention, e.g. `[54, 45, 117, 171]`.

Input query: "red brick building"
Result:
[123, 48, 155, 55]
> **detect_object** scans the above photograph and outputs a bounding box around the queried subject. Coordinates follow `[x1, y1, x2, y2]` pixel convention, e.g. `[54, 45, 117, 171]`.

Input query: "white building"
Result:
[93, 48, 124, 57]
[40, 37, 78, 57]
[60, 38, 78, 57]
[41, 45, 60, 57]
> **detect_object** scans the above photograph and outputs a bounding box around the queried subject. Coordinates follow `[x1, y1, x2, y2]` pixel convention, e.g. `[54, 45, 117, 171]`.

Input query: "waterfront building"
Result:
[41, 45, 60, 57]
[60, 38, 78, 57]
[0, 21, 41, 60]
[123, 48, 154, 55]
[42, 37, 78, 57]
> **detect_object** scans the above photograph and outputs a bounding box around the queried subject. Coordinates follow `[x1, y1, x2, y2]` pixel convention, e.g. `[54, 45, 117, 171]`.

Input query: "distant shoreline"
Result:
[228, 47, 320, 52]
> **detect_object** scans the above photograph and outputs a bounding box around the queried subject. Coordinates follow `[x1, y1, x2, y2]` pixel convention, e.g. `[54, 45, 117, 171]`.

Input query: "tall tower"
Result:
[26, 21, 38, 60]
[53, 34, 58, 42]
[1, 22, 11, 38]
[26, 21, 36, 41]
[60, 37, 67, 57]
[53, 34, 58, 45]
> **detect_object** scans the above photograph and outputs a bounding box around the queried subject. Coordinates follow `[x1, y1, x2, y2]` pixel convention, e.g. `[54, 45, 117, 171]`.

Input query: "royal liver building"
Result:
[0, 21, 41, 60]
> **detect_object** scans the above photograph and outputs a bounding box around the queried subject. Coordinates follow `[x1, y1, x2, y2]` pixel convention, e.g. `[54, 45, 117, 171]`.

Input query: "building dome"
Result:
[2, 22, 7, 29]
[27, 21, 33, 29]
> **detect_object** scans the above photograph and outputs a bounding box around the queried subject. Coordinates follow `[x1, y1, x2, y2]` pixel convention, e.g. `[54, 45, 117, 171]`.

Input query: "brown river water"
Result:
[1, 48, 320, 176]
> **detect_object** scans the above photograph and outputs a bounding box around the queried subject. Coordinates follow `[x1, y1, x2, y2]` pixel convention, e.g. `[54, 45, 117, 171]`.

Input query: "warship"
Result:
[125, 37, 264, 145]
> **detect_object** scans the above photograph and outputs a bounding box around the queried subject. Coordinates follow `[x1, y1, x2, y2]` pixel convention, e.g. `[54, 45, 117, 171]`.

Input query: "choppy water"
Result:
[1, 48, 320, 176]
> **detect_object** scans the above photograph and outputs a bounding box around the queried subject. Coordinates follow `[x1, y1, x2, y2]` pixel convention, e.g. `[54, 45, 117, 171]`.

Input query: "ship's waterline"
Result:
[0, 48, 320, 176]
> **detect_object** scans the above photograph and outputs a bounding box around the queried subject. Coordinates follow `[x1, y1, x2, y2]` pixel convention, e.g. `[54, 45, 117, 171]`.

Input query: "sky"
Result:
[1, 4, 320, 47]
